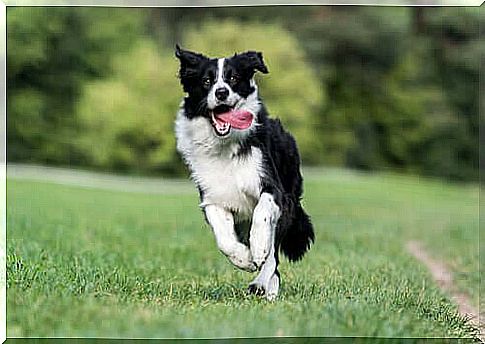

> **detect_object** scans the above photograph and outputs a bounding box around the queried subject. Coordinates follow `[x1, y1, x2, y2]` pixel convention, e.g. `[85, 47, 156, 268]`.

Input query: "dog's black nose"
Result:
[215, 87, 229, 101]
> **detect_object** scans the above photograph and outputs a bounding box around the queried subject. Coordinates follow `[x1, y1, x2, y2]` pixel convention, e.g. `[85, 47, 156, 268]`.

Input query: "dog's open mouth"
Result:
[211, 105, 254, 137]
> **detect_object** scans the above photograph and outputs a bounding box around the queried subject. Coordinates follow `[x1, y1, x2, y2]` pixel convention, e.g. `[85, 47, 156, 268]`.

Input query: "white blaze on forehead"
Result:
[208, 58, 235, 109]
[216, 58, 226, 86]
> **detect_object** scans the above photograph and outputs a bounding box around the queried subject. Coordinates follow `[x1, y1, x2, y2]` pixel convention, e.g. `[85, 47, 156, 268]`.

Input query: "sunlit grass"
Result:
[6, 169, 479, 339]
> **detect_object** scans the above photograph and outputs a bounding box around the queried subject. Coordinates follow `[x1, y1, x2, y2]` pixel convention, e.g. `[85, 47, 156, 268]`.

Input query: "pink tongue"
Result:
[214, 110, 253, 130]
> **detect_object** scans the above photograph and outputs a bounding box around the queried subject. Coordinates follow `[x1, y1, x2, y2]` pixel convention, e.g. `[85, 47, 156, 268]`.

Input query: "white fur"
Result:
[175, 104, 263, 220]
[204, 204, 256, 272]
[250, 193, 280, 268]
[249, 245, 280, 300]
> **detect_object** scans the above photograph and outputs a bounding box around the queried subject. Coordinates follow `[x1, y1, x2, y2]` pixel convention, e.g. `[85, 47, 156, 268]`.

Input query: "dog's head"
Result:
[175, 45, 268, 139]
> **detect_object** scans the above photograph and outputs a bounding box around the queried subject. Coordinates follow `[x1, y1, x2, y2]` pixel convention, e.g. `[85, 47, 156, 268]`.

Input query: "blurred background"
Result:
[7, 6, 482, 181]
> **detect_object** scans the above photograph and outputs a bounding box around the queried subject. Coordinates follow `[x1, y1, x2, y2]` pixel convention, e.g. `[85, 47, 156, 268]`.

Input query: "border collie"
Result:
[174, 45, 314, 300]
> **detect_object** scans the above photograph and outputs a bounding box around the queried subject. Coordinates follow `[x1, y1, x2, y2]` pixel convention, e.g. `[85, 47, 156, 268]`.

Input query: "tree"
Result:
[7, 7, 146, 164]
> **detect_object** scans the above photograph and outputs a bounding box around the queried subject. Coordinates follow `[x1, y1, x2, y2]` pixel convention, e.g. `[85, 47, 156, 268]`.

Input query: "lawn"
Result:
[6, 168, 480, 339]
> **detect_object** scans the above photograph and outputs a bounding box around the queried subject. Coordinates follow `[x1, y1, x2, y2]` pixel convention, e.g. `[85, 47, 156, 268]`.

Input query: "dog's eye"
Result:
[229, 75, 238, 84]
[203, 78, 211, 87]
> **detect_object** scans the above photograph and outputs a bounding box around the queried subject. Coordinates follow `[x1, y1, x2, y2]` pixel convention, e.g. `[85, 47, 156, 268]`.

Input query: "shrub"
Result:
[76, 40, 184, 175]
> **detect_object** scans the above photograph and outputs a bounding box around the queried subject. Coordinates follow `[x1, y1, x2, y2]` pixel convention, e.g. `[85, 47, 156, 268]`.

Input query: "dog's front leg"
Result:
[204, 204, 257, 272]
[248, 244, 280, 300]
[250, 193, 281, 269]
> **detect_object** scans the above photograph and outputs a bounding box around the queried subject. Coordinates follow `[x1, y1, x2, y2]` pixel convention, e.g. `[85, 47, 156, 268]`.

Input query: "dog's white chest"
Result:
[175, 112, 263, 219]
[195, 150, 262, 218]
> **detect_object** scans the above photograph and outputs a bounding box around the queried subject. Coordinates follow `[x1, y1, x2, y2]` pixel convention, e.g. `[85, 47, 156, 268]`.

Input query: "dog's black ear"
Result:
[175, 44, 208, 67]
[237, 51, 269, 74]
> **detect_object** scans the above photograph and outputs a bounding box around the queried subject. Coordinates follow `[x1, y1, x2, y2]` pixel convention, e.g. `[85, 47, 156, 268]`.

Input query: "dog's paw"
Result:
[228, 243, 258, 272]
[247, 273, 279, 300]
[250, 243, 270, 270]
[233, 258, 258, 273]
[247, 281, 266, 296]
[266, 273, 280, 301]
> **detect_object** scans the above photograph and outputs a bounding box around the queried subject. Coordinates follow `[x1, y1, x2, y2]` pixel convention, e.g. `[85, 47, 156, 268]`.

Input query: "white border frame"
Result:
[1, 1, 6, 343]
[3, 0, 485, 6]
[1, 2, 482, 343]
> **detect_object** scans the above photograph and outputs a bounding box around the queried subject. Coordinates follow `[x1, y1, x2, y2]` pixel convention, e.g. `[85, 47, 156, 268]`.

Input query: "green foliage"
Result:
[6, 7, 481, 180]
[76, 40, 183, 175]
[421, 8, 481, 180]
[183, 20, 326, 164]
[7, 7, 146, 164]
[296, 7, 480, 180]
[74, 19, 326, 172]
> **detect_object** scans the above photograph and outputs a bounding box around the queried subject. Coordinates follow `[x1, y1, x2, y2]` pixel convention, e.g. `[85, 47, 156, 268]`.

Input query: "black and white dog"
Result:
[174, 46, 314, 300]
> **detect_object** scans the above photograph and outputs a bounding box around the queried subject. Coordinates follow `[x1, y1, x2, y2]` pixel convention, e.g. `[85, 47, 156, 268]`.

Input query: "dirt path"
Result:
[7, 163, 195, 195]
[406, 240, 483, 341]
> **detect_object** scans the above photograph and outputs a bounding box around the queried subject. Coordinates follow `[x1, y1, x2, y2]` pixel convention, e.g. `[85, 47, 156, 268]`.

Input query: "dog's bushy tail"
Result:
[280, 204, 314, 262]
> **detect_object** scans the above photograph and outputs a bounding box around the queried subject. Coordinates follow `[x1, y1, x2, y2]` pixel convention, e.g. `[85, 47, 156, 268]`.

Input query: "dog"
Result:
[174, 45, 314, 300]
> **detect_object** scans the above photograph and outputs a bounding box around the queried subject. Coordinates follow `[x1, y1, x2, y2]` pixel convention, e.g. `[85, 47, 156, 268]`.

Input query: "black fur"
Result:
[175, 45, 314, 267]
[246, 109, 315, 262]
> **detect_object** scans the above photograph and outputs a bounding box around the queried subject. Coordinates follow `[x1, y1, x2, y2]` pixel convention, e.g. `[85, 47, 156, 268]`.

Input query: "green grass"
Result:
[6, 169, 480, 339]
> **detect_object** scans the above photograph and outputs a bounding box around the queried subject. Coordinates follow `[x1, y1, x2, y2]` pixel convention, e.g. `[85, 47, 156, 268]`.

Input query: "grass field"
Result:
[6, 168, 480, 339]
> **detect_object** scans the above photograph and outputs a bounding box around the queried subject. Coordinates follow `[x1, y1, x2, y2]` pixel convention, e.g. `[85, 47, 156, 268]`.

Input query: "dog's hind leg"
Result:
[204, 205, 257, 272]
